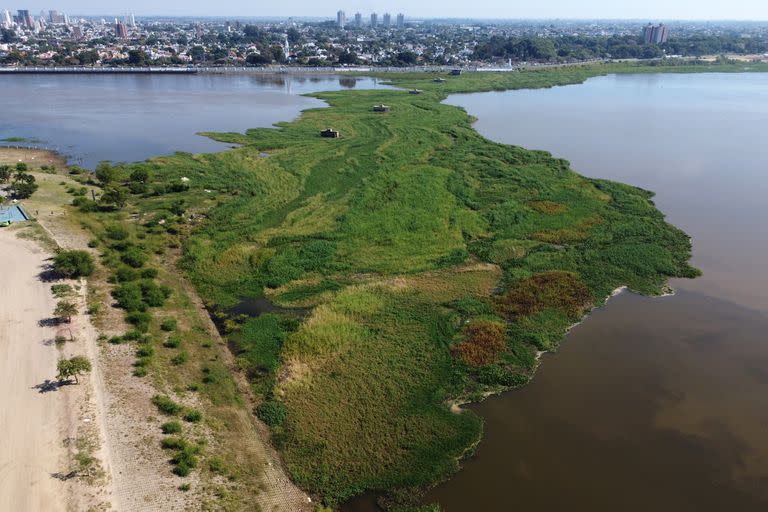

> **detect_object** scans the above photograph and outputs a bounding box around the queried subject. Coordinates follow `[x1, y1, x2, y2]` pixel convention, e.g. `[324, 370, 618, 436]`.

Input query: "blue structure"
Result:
[0, 204, 30, 224]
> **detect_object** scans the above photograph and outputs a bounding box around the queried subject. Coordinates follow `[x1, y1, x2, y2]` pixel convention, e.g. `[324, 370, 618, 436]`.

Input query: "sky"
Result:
[4, 0, 768, 20]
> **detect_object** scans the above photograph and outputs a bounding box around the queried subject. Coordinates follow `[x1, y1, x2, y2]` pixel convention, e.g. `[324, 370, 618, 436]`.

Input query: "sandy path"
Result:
[0, 229, 67, 511]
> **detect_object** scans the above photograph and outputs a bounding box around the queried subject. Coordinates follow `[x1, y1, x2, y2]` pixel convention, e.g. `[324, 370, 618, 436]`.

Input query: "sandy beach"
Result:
[0, 228, 68, 511]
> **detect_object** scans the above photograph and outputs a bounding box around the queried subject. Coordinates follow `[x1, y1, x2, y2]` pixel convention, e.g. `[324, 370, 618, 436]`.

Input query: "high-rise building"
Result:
[382, 13, 391, 28]
[354, 12, 362, 28]
[337, 10, 346, 29]
[1, 9, 11, 28]
[129, 13, 136, 27]
[396, 13, 405, 29]
[16, 10, 34, 29]
[370, 12, 378, 27]
[115, 20, 128, 39]
[72, 25, 83, 40]
[48, 10, 66, 24]
[642, 23, 669, 44]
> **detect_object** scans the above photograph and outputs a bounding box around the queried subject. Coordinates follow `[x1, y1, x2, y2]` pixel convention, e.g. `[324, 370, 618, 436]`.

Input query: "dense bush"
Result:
[152, 395, 182, 415]
[256, 400, 287, 427]
[121, 247, 148, 268]
[161, 421, 182, 434]
[53, 250, 95, 278]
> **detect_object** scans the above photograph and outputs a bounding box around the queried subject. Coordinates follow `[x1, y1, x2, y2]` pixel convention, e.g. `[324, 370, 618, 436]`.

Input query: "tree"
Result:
[10, 172, 38, 199]
[0, 164, 10, 182]
[56, 356, 92, 384]
[100, 187, 128, 209]
[129, 168, 151, 184]
[127, 49, 149, 66]
[94, 162, 117, 185]
[54, 300, 78, 323]
[246, 52, 271, 65]
[337, 51, 359, 65]
[53, 250, 95, 278]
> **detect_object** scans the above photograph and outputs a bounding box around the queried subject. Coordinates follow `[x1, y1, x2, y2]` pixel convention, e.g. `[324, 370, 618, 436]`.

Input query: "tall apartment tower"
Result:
[17, 10, 34, 29]
[354, 12, 362, 28]
[642, 23, 669, 44]
[115, 20, 128, 39]
[396, 13, 405, 29]
[337, 10, 346, 29]
[130, 13, 136, 27]
[1, 9, 12, 28]
[382, 13, 391, 28]
[370, 12, 378, 27]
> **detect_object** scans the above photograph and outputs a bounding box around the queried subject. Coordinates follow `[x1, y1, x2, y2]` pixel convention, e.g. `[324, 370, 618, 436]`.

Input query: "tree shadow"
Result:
[50, 470, 78, 481]
[38, 317, 62, 328]
[38, 267, 59, 283]
[32, 379, 73, 393]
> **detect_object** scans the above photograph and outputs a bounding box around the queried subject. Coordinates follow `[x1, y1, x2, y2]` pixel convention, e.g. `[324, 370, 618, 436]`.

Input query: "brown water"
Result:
[419, 73, 768, 511]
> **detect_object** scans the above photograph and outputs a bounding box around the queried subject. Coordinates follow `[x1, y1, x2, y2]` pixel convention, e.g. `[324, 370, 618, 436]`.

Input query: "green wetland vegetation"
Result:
[56, 61, 745, 509]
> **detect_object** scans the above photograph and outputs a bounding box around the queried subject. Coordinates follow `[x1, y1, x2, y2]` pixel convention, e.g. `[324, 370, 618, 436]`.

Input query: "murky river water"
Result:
[421, 73, 768, 511]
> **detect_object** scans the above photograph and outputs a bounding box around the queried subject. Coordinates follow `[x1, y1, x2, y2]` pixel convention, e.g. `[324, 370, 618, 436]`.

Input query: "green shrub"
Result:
[256, 400, 287, 427]
[160, 318, 177, 332]
[121, 247, 148, 268]
[208, 456, 226, 474]
[171, 351, 188, 366]
[161, 421, 183, 435]
[53, 250, 95, 278]
[51, 284, 74, 298]
[136, 344, 154, 358]
[164, 335, 182, 348]
[152, 395, 182, 415]
[115, 265, 139, 282]
[126, 311, 151, 332]
[182, 409, 202, 423]
[112, 282, 146, 312]
[105, 224, 130, 241]
[161, 436, 186, 450]
[141, 267, 159, 279]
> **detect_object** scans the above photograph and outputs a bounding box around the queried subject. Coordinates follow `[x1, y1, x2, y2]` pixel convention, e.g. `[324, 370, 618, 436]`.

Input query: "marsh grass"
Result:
[57, 61, 720, 507]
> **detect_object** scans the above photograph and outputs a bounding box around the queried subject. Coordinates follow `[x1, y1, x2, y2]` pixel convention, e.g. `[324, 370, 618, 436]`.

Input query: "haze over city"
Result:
[2, 0, 768, 19]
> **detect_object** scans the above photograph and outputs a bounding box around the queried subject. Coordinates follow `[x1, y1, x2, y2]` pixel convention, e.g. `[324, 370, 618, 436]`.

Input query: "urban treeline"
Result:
[2, 16, 768, 67]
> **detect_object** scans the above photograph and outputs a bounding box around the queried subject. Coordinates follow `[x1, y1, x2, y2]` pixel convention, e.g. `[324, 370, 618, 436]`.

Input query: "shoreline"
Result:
[1, 63, 706, 508]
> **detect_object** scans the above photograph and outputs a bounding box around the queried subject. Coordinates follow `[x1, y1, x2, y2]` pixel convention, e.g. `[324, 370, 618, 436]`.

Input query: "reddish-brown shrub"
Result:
[452, 320, 506, 367]
[498, 271, 592, 317]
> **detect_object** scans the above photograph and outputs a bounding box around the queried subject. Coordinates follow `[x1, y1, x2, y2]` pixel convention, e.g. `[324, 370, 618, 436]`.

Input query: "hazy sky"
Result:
[5, 0, 768, 20]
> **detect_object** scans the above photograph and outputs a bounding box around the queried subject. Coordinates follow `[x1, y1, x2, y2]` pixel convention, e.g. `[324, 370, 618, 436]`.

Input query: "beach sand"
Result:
[0, 228, 68, 511]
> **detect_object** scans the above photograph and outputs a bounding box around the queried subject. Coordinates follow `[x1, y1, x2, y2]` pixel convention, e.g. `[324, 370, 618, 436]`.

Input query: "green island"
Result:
[36, 61, 765, 509]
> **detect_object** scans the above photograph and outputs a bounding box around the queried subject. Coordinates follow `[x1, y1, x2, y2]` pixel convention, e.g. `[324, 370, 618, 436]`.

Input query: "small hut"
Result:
[321, 128, 340, 138]
[373, 104, 391, 113]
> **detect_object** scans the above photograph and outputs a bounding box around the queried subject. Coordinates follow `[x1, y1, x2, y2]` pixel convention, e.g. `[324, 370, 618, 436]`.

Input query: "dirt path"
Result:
[0, 228, 70, 511]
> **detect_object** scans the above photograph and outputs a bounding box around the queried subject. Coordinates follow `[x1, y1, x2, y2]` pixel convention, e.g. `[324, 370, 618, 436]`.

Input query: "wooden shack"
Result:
[321, 128, 340, 138]
[373, 104, 391, 112]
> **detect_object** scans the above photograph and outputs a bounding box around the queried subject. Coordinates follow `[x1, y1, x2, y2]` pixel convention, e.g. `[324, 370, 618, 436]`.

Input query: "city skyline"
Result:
[1, 0, 768, 20]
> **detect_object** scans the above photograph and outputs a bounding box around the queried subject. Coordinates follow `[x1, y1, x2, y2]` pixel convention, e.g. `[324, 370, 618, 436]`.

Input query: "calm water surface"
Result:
[0, 74, 387, 168]
[420, 73, 768, 511]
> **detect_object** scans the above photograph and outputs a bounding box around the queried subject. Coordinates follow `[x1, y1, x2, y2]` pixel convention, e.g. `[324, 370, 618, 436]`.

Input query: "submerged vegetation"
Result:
[53, 62, 714, 508]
